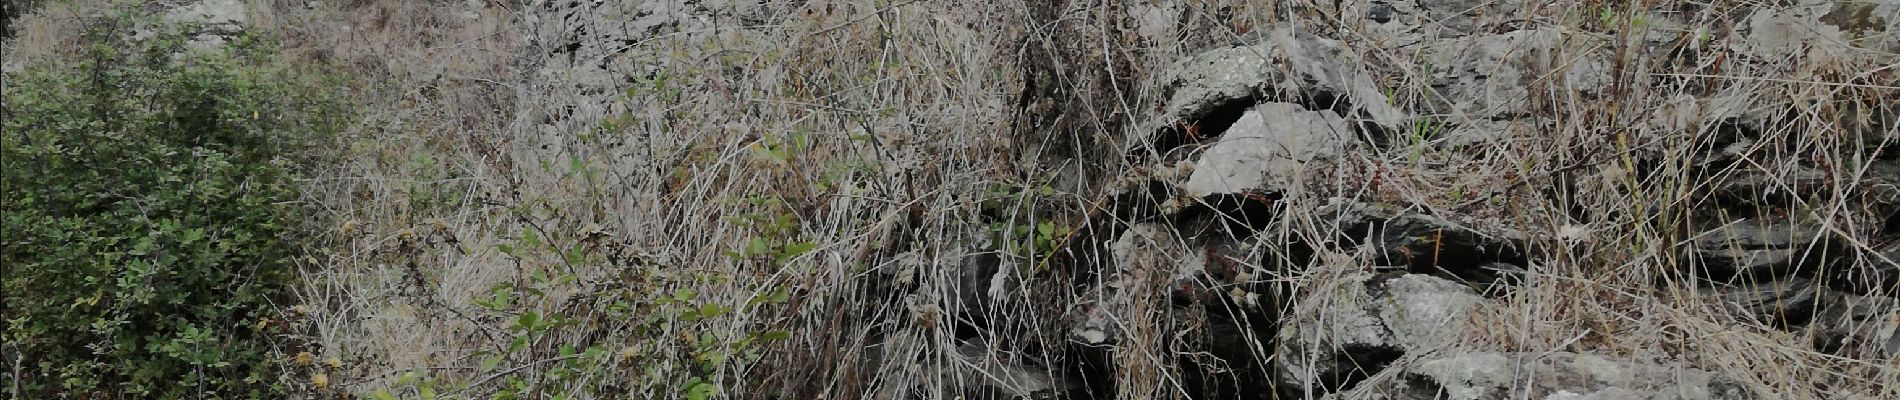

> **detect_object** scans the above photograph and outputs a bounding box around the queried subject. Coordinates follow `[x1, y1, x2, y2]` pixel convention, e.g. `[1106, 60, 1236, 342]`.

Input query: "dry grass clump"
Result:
[247, 0, 528, 394]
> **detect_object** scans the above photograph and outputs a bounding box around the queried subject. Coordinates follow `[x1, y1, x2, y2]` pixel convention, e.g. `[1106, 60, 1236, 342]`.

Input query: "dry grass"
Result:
[6, 0, 1896, 398]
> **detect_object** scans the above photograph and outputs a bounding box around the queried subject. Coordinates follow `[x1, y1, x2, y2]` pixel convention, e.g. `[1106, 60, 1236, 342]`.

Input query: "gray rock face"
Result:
[1363, 352, 1755, 400]
[1813, 292, 1900, 359]
[1736, 0, 1900, 58]
[1332, 0, 1530, 46]
[1182, 103, 1356, 197]
[1276, 273, 1484, 394]
[1419, 29, 1611, 119]
[139, 0, 249, 52]
[1706, 277, 1820, 328]
[1690, 219, 1828, 277]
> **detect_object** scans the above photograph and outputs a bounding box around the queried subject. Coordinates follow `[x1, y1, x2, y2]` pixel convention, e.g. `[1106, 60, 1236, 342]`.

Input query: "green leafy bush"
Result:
[1, 13, 339, 399]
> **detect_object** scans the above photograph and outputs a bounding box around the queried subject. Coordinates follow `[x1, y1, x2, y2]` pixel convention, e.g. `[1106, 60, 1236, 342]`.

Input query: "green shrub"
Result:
[1, 12, 339, 399]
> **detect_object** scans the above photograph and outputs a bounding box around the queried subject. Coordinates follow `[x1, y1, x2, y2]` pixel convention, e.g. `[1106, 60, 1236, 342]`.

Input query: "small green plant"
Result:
[981, 183, 1073, 269]
[1406, 117, 1447, 165]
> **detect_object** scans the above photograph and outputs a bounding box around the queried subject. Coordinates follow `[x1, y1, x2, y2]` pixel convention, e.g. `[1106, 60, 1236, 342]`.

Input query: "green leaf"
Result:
[480, 354, 504, 372]
[761, 330, 791, 341]
[746, 237, 770, 256]
[751, 142, 787, 163]
[372, 391, 397, 400]
[685, 381, 716, 400]
[520, 229, 540, 249]
[698, 302, 726, 319]
[514, 311, 541, 332]
[778, 241, 818, 261]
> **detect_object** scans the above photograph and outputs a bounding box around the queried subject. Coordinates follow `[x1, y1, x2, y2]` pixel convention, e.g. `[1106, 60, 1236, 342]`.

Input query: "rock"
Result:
[1337, 203, 1531, 285]
[1420, 29, 1611, 119]
[1689, 219, 1829, 279]
[1704, 277, 1821, 328]
[1276, 273, 1484, 395]
[1707, 167, 1832, 208]
[1071, 223, 1185, 346]
[1818, 0, 1900, 54]
[1360, 352, 1756, 400]
[1337, 0, 1529, 40]
[1734, 1, 1900, 62]
[1139, 26, 1402, 155]
[163, 0, 248, 51]
[951, 244, 1012, 331]
[1181, 103, 1357, 197]
[1069, 221, 1280, 399]
[1129, 1, 1181, 44]
[1812, 292, 1900, 359]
